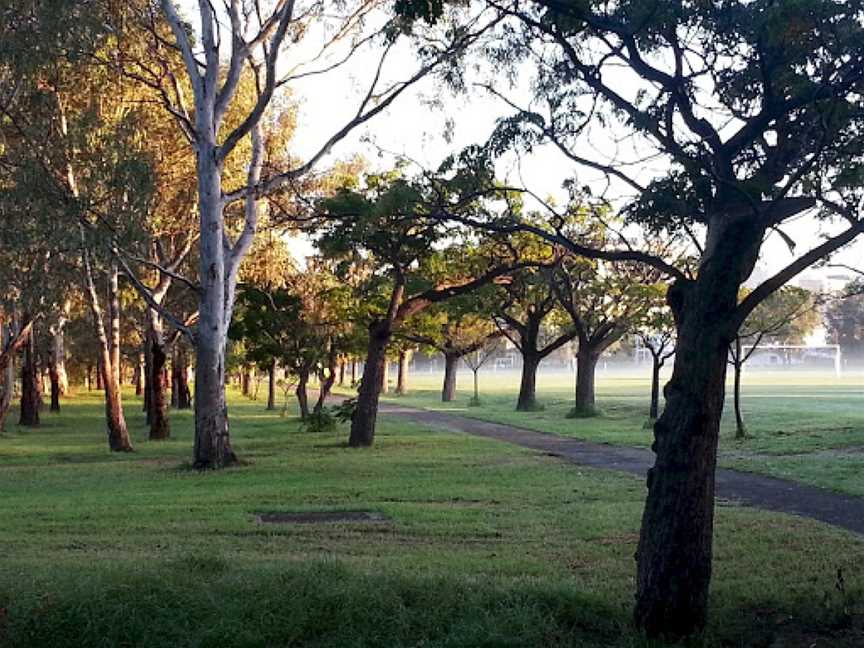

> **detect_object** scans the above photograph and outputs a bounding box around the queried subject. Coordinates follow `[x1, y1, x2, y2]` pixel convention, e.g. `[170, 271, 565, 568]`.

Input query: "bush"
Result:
[301, 408, 337, 433]
[332, 398, 357, 424]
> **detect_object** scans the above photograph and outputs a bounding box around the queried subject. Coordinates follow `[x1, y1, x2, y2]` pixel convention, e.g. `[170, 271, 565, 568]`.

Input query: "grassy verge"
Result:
[370, 370, 864, 496]
[0, 389, 863, 646]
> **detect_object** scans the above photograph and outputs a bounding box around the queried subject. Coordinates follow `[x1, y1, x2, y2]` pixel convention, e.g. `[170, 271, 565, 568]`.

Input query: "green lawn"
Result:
[0, 389, 863, 646]
[373, 368, 864, 496]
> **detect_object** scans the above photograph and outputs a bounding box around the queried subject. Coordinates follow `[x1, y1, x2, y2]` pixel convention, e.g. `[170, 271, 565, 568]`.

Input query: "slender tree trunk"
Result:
[396, 349, 410, 395]
[649, 354, 662, 420]
[50, 311, 68, 397]
[0, 321, 14, 431]
[351, 360, 357, 385]
[635, 218, 762, 639]
[19, 322, 39, 426]
[241, 369, 251, 397]
[315, 348, 338, 413]
[472, 369, 479, 402]
[96, 356, 104, 390]
[267, 358, 277, 410]
[350, 321, 390, 447]
[441, 351, 459, 402]
[296, 370, 310, 420]
[381, 358, 390, 394]
[143, 337, 153, 422]
[338, 360, 346, 386]
[173, 348, 191, 409]
[516, 352, 540, 411]
[573, 347, 599, 416]
[733, 338, 746, 439]
[135, 351, 144, 397]
[49, 364, 61, 413]
[86, 364, 93, 392]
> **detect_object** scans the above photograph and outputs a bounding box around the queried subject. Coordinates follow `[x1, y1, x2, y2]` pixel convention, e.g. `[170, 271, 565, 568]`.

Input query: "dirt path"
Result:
[379, 403, 864, 536]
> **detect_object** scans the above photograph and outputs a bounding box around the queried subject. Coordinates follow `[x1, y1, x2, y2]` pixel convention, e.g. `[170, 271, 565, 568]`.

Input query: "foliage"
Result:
[825, 282, 864, 357]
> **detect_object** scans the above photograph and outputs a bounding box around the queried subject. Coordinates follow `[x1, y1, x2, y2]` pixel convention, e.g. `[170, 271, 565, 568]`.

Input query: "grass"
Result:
[1, 387, 864, 646]
[373, 368, 864, 496]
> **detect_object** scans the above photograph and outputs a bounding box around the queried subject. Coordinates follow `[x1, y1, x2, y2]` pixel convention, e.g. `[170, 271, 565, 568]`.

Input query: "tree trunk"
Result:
[173, 347, 191, 410]
[733, 338, 746, 439]
[19, 323, 39, 427]
[148, 319, 170, 441]
[649, 354, 662, 420]
[381, 358, 390, 394]
[573, 347, 599, 416]
[635, 217, 762, 639]
[0, 321, 14, 431]
[86, 364, 93, 392]
[441, 351, 459, 402]
[49, 364, 61, 413]
[296, 370, 310, 420]
[143, 337, 153, 423]
[351, 360, 357, 385]
[50, 313, 68, 397]
[96, 356, 104, 390]
[396, 349, 410, 395]
[241, 369, 251, 397]
[516, 352, 540, 411]
[338, 360, 346, 386]
[135, 351, 144, 397]
[472, 369, 479, 402]
[267, 358, 276, 411]
[350, 321, 390, 447]
[315, 348, 338, 413]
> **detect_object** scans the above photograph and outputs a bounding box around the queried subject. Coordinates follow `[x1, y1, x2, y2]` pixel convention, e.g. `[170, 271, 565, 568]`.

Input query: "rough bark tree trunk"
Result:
[573, 347, 599, 416]
[441, 351, 459, 402]
[267, 358, 276, 411]
[241, 369, 251, 397]
[516, 352, 540, 411]
[634, 217, 763, 639]
[351, 360, 357, 385]
[19, 323, 39, 427]
[148, 317, 170, 441]
[396, 349, 410, 395]
[350, 321, 390, 447]
[338, 360, 345, 387]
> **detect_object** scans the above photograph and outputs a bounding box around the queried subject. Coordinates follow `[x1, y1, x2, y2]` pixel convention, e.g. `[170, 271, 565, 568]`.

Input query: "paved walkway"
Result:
[379, 403, 864, 536]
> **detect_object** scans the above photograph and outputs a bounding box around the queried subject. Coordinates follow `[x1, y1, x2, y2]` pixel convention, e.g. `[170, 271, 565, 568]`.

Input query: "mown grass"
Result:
[1, 388, 863, 646]
[374, 368, 864, 496]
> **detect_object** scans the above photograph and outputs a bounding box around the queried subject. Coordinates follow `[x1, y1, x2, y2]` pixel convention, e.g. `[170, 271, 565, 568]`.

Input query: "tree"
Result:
[401, 289, 503, 402]
[317, 172, 525, 446]
[145, 1, 496, 468]
[553, 255, 661, 418]
[632, 298, 676, 421]
[730, 287, 819, 438]
[825, 281, 864, 360]
[493, 242, 575, 411]
[400, 0, 864, 636]
[462, 336, 502, 406]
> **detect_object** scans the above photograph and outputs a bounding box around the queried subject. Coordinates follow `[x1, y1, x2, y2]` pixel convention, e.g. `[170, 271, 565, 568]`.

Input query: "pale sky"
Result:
[174, 1, 863, 286]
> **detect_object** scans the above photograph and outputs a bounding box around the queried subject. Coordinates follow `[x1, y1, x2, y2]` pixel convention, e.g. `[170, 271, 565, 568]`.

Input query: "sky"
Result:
[174, 1, 863, 289]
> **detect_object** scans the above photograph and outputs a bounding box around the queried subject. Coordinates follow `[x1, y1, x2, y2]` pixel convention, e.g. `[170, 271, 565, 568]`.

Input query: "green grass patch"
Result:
[376, 369, 864, 495]
[0, 388, 863, 646]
